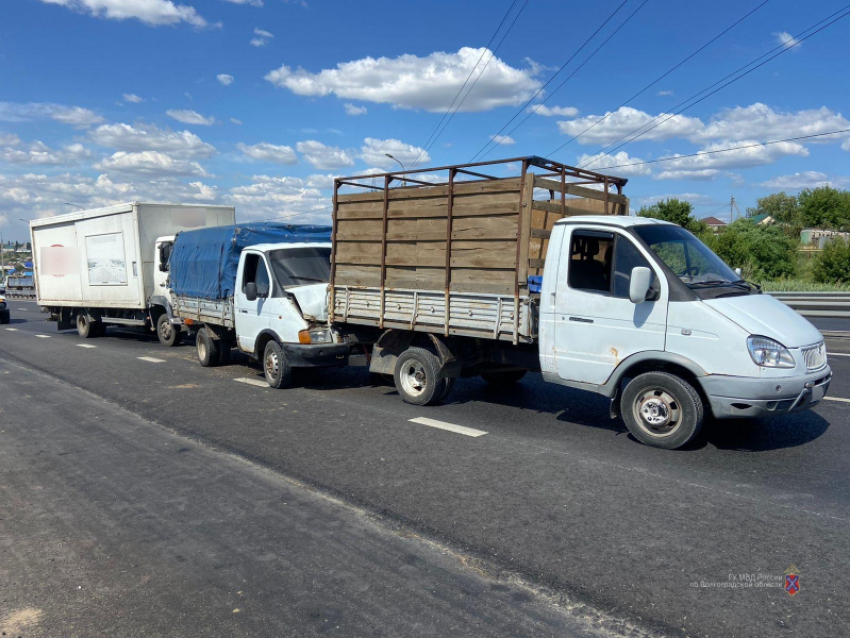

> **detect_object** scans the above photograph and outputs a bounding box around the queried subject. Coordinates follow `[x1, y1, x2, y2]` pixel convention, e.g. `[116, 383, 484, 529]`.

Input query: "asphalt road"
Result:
[2, 299, 850, 637]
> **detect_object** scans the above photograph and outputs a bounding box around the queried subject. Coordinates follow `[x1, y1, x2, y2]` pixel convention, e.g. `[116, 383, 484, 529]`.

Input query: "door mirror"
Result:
[245, 282, 258, 301]
[734, 267, 742, 276]
[158, 242, 172, 272]
[629, 266, 652, 304]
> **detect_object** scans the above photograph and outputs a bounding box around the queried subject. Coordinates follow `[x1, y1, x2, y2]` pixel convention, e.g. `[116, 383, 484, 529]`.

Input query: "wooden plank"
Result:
[386, 242, 445, 267]
[531, 200, 605, 216]
[386, 218, 448, 241]
[336, 201, 386, 220]
[335, 219, 383, 241]
[335, 178, 521, 204]
[450, 240, 517, 269]
[334, 241, 383, 265]
[335, 264, 381, 286]
[385, 266, 446, 289]
[534, 176, 628, 205]
[451, 215, 518, 240]
[530, 228, 551, 239]
[516, 171, 535, 291]
[449, 268, 515, 295]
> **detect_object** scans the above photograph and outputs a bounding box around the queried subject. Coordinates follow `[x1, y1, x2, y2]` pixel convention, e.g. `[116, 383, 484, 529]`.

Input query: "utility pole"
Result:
[730, 196, 741, 222]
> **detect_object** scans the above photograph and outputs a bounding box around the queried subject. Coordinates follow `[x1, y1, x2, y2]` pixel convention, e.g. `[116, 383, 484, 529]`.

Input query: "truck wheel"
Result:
[196, 327, 219, 367]
[263, 340, 292, 389]
[621, 372, 704, 450]
[481, 369, 526, 386]
[394, 347, 449, 406]
[76, 313, 99, 339]
[0, 311, 9, 325]
[156, 313, 182, 347]
[217, 340, 232, 366]
[95, 322, 108, 337]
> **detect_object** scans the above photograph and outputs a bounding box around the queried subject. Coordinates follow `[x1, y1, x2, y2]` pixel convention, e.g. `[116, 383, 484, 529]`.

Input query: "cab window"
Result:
[568, 231, 614, 293]
[242, 253, 271, 297]
[612, 236, 653, 299]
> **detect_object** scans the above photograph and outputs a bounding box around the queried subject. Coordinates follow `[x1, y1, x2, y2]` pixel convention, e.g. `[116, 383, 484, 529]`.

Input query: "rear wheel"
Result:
[393, 347, 449, 406]
[196, 327, 219, 367]
[263, 340, 292, 389]
[217, 340, 232, 366]
[156, 313, 181, 347]
[481, 369, 526, 386]
[0, 310, 10, 324]
[621, 372, 704, 450]
[76, 313, 100, 339]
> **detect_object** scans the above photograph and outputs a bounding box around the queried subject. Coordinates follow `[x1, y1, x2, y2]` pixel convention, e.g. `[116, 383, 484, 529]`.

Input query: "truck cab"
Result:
[538, 216, 831, 448]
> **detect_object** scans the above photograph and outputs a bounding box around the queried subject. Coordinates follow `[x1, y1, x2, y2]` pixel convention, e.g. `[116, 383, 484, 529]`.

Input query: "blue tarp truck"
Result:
[160, 223, 351, 387]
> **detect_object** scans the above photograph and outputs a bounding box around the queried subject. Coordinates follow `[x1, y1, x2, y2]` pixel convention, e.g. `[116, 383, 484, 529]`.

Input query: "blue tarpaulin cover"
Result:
[170, 223, 332, 299]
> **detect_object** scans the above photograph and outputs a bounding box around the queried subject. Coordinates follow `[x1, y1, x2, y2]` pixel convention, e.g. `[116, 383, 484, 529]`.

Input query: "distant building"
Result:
[702, 216, 727, 231]
[801, 228, 850, 248]
[748, 213, 774, 225]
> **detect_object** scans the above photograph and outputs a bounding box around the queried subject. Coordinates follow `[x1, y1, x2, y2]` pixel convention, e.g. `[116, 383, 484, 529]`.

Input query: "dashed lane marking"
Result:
[76, 344, 97, 349]
[828, 352, 850, 357]
[234, 377, 268, 388]
[137, 356, 166, 363]
[17, 308, 27, 311]
[34, 334, 51, 338]
[5, 328, 18, 332]
[409, 417, 487, 438]
[824, 396, 850, 404]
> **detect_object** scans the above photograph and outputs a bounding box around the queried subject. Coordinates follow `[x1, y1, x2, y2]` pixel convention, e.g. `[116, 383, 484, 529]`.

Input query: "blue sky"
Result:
[1, 0, 849, 240]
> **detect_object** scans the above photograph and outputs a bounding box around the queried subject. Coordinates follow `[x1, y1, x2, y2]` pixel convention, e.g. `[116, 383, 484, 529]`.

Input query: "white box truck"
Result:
[31, 202, 235, 341]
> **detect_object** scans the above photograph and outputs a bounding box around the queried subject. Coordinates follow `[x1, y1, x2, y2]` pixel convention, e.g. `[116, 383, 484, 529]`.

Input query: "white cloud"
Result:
[0, 133, 21, 146]
[250, 37, 266, 47]
[166, 109, 216, 126]
[696, 103, 850, 143]
[226, 174, 331, 223]
[217, 74, 234, 86]
[637, 193, 716, 207]
[344, 103, 367, 116]
[251, 27, 273, 46]
[305, 173, 336, 189]
[224, 0, 262, 5]
[652, 140, 808, 181]
[489, 134, 516, 146]
[230, 117, 243, 125]
[0, 102, 105, 128]
[843, 139, 850, 152]
[657, 90, 674, 97]
[759, 171, 840, 190]
[94, 150, 209, 177]
[557, 106, 704, 145]
[296, 140, 354, 169]
[1, 140, 91, 166]
[775, 31, 801, 51]
[576, 151, 651, 177]
[237, 142, 298, 165]
[89, 122, 216, 158]
[359, 138, 429, 169]
[123, 93, 144, 103]
[254, 27, 273, 37]
[38, 0, 211, 28]
[528, 105, 579, 117]
[265, 47, 542, 113]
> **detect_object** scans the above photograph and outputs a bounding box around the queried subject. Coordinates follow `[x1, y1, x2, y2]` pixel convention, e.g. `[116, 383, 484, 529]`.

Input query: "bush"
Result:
[812, 239, 850, 284]
[703, 219, 798, 280]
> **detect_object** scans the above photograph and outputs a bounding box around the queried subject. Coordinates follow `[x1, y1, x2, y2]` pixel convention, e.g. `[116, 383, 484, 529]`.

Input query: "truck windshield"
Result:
[267, 247, 331, 288]
[632, 225, 740, 287]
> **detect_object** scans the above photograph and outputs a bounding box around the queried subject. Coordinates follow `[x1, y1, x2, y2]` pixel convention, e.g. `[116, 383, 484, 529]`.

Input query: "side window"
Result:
[568, 231, 614, 293]
[612, 236, 653, 299]
[242, 253, 271, 297]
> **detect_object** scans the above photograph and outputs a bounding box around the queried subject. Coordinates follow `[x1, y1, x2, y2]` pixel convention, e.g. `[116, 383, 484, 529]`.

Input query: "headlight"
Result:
[298, 328, 331, 344]
[747, 336, 795, 368]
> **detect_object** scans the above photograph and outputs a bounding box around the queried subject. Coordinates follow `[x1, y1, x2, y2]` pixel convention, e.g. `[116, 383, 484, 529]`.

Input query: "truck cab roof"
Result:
[554, 215, 675, 228]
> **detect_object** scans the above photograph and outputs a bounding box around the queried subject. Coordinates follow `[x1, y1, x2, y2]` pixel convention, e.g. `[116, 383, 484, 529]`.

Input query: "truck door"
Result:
[553, 227, 668, 385]
[234, 252, 272, 354]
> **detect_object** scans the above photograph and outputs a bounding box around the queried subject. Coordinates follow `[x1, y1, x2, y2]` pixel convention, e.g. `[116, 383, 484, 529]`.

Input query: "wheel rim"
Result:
[78, 316, 87, 332]
[197, 337, 207, 361]
[632, 389, 681, 438]
[159, 320, 172, 341]
[400, 360, 428, 397]
[265, 349, 280, 380]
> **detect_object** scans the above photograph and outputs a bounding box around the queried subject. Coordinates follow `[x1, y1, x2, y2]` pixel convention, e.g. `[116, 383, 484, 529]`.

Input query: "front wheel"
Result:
[263, 340, 292, 388]
[393, 347, 449, 406]
[157, 313, 181, 347]
[0, 311, 10, 325]
[621, 372, 704, 449]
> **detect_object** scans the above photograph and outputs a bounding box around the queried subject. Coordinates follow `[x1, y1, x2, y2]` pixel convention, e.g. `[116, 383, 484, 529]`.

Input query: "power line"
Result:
[579, 4, 850, 169]
[412, 0, 531, 169]
[588, 127, 850, 171]
[408, 0, 523, 170]
[548, 0, 772, 157]
[478, 0, 651, 161]
[469, 0, 633, 162]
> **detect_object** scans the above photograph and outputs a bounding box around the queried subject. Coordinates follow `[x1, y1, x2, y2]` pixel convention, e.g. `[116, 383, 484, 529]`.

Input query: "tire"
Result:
[393, 346, 449, 406]
[76, 313, 99, 339]
[95, 321, 108, 337]
[439, 377, 456, 402]
[621, 371, 704, 450]
[217, 340, 232, 366]
[481, 369, 526, 386]
[156, 313, 181, 347]
[263, 340, 292, 389]
[0, 311, 9, 325]
[196, 327, 219, 367]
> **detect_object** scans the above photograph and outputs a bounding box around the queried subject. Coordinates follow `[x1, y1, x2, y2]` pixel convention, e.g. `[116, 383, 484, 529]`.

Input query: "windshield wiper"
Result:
[687, 279, 731, 288]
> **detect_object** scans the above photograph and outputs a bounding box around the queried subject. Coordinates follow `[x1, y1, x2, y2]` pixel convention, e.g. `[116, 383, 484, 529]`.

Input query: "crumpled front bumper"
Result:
[700, 366, 832, 419]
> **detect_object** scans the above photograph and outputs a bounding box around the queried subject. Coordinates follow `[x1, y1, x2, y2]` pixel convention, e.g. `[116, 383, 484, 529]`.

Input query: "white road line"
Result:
[234, 377, 268, 388]
[828, 352, 850, 357]
[824, 396, 850, 404]
[409, 417, 487, 438]
[5, 328, 18, 332]
[137, 356, 166, 363]
[17, 308, 27, 311]
[76, 344, 97, 349]
[34, 334, 51, 338]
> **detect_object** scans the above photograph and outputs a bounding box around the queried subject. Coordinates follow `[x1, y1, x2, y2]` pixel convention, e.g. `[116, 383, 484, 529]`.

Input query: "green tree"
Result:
[812, 239, 850, 284]
[798, 186, 850, 230]
[703, 219, 798, 280]
[745, 192, 800, 225]
[637, 198, 707, 234]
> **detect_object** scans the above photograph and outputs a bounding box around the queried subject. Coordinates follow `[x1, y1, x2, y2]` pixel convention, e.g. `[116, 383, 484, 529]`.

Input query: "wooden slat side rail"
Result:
[335, 177, 522, 203]
[533, 176, 628, 206]
[531, 200, 606, 215]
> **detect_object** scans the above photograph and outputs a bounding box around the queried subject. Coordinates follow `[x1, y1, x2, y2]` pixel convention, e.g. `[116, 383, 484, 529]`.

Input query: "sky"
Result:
[1, 0, 849, 240]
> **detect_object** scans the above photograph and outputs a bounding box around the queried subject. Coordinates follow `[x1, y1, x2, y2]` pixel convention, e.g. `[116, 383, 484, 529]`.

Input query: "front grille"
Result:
[801, 342, 827, 371]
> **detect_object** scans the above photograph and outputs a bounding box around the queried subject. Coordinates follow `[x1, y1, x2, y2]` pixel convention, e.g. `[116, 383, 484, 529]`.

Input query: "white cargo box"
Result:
[31, 202, 235, 309]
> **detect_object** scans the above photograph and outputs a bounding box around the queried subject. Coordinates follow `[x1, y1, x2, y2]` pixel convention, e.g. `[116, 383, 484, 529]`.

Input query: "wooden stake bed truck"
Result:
[329, 157, 830, 449]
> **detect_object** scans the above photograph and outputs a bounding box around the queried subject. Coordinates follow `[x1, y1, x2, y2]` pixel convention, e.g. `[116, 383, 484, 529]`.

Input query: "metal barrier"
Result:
[768, 291, 850, 319]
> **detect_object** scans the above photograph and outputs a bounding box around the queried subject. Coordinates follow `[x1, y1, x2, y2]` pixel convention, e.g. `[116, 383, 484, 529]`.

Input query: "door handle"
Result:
[239, 309, 248, 314]
[569, 316, 593, 323]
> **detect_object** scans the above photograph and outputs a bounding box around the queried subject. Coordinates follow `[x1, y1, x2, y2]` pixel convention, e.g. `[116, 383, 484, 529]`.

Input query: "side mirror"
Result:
[629, 266, 653, 304]
[245, 282, 258, 301]
[734, 267, 742, 276]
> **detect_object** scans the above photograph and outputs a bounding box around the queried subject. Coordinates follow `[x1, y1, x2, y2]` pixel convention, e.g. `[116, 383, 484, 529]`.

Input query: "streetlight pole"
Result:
[385, 153, 406, 187]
